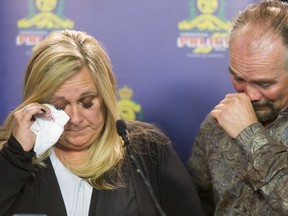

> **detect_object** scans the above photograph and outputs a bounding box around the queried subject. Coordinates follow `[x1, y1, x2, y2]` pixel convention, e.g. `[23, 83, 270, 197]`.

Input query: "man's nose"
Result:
[245, 85, 262, 101]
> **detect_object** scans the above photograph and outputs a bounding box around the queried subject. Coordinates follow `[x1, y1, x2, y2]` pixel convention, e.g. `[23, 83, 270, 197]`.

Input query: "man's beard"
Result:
[252, 100, 279, 125]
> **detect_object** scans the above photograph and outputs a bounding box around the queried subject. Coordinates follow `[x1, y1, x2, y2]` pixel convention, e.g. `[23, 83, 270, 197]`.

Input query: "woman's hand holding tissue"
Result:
[12, 103, 51, 152]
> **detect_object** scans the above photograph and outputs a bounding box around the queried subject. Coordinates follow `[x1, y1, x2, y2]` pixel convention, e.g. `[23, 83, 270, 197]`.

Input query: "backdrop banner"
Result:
[0, 0, 255, 162]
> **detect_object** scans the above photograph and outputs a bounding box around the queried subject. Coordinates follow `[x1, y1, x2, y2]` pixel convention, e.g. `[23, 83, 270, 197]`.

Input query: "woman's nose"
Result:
[66, 105, 83, 125]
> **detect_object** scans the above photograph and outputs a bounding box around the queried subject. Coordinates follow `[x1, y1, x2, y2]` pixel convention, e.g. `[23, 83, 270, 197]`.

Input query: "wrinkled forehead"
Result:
[230, 25, 282, 55]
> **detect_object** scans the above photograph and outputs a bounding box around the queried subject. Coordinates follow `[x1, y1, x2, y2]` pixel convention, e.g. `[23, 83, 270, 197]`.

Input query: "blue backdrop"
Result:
[0, 0, 256, 162]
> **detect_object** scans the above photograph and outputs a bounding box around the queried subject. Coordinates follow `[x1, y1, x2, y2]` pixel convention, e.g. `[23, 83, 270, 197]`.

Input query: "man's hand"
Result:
[210, 93, 258, 138]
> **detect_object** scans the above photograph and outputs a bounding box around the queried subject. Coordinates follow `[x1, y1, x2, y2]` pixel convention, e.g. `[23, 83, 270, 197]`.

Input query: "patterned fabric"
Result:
[187, 107, 288, 215]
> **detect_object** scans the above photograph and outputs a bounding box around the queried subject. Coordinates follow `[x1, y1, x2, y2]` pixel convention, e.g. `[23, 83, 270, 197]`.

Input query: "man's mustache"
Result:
[252, 100, 274, 109]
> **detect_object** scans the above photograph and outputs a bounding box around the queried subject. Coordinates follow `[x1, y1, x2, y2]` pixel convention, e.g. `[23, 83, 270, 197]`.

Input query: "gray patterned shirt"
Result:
[187, 108, 288, 215]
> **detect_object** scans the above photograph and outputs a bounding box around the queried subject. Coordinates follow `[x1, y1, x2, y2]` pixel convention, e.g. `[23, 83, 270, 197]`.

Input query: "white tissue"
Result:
[30, 104, 70, 158]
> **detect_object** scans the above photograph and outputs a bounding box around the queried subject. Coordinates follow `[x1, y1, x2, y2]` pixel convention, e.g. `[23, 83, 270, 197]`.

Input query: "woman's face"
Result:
[50, 68, 105, 151]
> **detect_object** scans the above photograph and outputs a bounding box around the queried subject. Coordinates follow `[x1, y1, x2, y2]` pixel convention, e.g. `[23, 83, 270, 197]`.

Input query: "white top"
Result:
[50, 150, 93, 216]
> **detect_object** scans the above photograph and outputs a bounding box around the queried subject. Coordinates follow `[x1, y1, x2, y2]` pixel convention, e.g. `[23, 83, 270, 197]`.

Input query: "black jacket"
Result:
[0, 122, 203, 216]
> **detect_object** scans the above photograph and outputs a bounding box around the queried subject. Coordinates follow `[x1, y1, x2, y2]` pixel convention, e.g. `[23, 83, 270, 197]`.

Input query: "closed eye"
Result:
[54, 105, 66, 111]
[79, 95, 98, 109]
[232, 76, 245, 83]
[254, 81, 274, 89]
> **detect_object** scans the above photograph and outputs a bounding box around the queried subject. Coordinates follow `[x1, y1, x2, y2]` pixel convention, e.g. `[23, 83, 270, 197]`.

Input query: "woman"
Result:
[0, 29, 202, 216]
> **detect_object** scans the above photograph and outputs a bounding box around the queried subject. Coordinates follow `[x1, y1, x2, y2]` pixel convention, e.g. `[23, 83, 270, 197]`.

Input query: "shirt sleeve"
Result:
[0, 135, 35, 214]
[236, 122, 288, 214]
[186, 115, 216, 216]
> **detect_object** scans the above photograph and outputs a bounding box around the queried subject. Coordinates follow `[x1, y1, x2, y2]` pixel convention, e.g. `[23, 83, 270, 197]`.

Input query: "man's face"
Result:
[229, 29, 288, 125]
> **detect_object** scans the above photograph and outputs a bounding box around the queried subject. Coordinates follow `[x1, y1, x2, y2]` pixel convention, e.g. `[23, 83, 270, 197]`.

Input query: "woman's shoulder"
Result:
[126, 120, 162, 132]
[125, 120, 171, 147]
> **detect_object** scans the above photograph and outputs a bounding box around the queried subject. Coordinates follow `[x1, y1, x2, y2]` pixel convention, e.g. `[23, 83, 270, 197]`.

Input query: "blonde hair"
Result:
[0, 29, 125, 189]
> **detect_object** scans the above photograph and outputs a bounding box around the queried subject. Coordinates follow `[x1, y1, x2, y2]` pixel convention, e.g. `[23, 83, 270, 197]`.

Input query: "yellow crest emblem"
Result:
[178, 0, 230, 55]
[117, 86, 142, 121]
[18, 0, 74, 29]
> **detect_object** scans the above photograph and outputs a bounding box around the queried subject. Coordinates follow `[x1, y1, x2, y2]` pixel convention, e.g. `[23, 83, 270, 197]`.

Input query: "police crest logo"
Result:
[16, 0, 74, 53]
[17, 0, 74, 29]
[117, 86, 143, 121]
[177, 0, 230, 58]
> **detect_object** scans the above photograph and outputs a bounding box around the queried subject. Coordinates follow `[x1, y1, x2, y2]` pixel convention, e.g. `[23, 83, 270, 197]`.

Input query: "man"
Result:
[187, 1, 288, 215]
